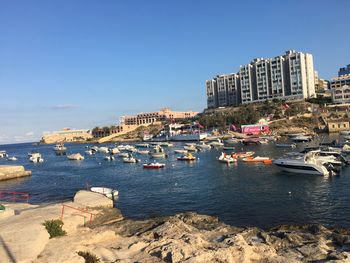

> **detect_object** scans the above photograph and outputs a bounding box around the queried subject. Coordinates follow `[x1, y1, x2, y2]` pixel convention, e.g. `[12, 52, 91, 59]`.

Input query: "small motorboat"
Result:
[137, 150, 150, 155]
[340, 131, 350, 136]
[53, 143, 67, 155]
[7, 156, 17, 161]
[90, 187, 119, 200]
[196, 142, 211, 150]
[291, 135, 312, 142]
[85, 149, 94, 155]
[343, 135, 350, 141]
[183, 145, 197, 152]
[98, 147, 109, 153]
[109, 147, 120, 154]
[143, 162, 165, 169]
[218, 152, 237, 163]
[151, 152, 167, 158]
[160, 142, 173, 147]
[232, 151, 255, 158]
[104, 155, 115, 161]
[177, 153, 196, 161]
[208, 139, 224, 147]
[67, 153, 84, 160]
[29, 153, 44, 163]
[224, 138, 240, 144]
[118, 152, 130, 158]
[242, 156, 273, 164]
[123, 157, 140, 163]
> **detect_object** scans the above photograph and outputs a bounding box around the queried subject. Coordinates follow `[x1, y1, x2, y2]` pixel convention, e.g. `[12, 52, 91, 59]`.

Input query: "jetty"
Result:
[0, 165, 32, 181]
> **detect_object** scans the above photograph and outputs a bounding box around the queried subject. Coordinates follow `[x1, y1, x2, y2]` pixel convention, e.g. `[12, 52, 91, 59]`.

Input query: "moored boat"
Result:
[275, 143, 297, 148]
[104, 155, 115, 161]
[242, 156, 273, 164]
[143, 162, 165, 169]
[67, 153, 84, 160]
[218, 152, 237, 163]
[231, 151, 255, 158]
[123, 157, 140, 163]
[7, 156, 17, 161]
[177, 153, 196, 161]
[90, 187, 119, 200]
[29, 153, 44, 163]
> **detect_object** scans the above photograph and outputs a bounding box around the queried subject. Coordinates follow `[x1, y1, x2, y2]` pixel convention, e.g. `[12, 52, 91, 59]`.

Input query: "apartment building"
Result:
[331, 74, 350, 89]
[206, 50, 316, 108]
[339, 64, 350, 77]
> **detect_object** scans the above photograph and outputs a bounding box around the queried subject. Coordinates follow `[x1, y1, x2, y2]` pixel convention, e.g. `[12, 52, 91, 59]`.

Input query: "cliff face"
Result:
[37, 211, 350, 263]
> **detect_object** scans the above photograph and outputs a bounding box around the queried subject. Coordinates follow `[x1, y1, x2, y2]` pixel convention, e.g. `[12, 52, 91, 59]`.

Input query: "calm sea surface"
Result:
[1, 137, 350, 229]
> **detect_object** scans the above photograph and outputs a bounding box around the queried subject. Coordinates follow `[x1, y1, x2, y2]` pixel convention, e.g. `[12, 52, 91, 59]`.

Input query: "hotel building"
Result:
[121, 108, 198, 126]
[206, 50, 316, 108]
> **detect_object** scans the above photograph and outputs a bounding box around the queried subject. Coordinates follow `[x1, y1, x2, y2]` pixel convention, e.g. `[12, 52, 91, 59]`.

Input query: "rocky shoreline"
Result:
[1, 202, 349, 262]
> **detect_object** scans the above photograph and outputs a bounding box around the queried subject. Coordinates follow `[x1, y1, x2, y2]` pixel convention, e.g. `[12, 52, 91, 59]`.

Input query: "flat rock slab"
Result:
[0, 165, 31, 181]
[74, 190, 113, 208]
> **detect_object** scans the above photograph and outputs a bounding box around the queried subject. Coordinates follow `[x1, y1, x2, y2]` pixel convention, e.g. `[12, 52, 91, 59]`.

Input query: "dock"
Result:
[0, 165, 32, 181]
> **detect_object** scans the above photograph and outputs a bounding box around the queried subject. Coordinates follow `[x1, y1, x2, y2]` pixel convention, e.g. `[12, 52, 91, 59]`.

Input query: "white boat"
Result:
[104, 155, 115, 161]
[159, 142, 173, 147]
[109, 147, 120, 154]
[67, 153, 84, 160]
[7, 156, 17, 161]
[29, 153, 44, 163]
[273, 152, 330, 176]
[118, 152, 130, 158]
[340, 131, 350, 135]
[151, 152, 167, 158]
[343, 135, 350, 140]
[137, 150, 150, 155]
[0, 151, 8, 158]
[208, 139, 224, 147]
[98, 147, 109, 153]
[123, 157, 140, 163]
[342, 144, 350, 154]
[174, 149, 188, 154]
[196, 142, 211, 150]
[90, 187, 119, 200]
[223, 146, 235, 150]
[53, 143, 67, 152]
[183, 145, 197, 152]
[85, 149, 94, 155]
[218, 152, 237, 163]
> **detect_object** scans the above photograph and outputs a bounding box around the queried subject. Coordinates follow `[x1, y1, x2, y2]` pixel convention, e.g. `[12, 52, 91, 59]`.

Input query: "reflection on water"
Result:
[0, 140, 350, 229]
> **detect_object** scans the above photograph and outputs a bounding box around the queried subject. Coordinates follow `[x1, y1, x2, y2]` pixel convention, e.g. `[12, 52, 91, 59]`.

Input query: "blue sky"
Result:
[0, 0, 349, 143]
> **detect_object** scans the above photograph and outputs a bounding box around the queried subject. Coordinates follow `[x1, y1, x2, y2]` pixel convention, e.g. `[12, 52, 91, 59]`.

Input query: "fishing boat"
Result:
[104, 155, 115, 161]
[242, 156, 273, 164]
[231, 151, 255, 158]
[218, 152, 237, 163]
[143, 162, 165, 169]
[177, 153, 196, 161]
[67, 153, 84, 160]
[275, 143, 297, 148]
[90, 187, 119, 200]
[29, 153, 44, 163]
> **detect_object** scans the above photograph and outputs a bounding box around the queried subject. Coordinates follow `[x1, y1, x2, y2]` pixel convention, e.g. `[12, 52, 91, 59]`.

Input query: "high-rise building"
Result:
[206, 50, 316, 109]
[338, 64, 350, 77]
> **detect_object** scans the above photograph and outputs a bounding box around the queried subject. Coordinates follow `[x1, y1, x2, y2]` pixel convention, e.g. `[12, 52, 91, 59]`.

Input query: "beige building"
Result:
[331, 74, 350, 89]
[92, 124, 138, 138]
[327, 121, 350, 133]
[331, 85, 350, 104]
[42, 128, 92, 144]
[121, 108, 198, 126]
